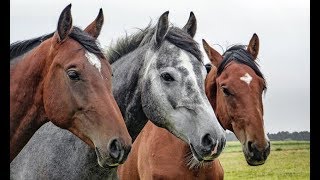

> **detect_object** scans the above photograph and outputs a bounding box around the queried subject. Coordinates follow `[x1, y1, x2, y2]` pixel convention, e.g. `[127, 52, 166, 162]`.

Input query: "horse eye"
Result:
[221, 86, 232, 96]
[67, 70, 80, 81]
[161, 72, 175, 81]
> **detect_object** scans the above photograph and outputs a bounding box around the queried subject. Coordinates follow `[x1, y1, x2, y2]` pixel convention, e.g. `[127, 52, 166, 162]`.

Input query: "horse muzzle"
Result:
[244, 140, 270, 166]
[95, 138, 131, 168]
[190, 134, 226, 162]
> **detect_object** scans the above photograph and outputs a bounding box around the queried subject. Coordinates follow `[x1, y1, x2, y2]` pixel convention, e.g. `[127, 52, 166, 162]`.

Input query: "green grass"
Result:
[219, 141, 310, 180]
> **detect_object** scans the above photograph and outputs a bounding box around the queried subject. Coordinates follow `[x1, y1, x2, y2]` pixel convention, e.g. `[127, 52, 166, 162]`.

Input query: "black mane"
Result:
[10, 33, 53, 60]
[10, 26, 104, 61]
[217, 45, 266, 89]
[106, 23, 202, 64]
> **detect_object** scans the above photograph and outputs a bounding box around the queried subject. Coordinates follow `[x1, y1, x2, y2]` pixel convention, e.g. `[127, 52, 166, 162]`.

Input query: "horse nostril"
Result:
[263, 151, 268, 159]
[201, 134, 214, 152]
[108, 139, 122, 161]
[247, 141, 254, 152]
[264, 141, 271, 157]
[219, 137, 226, 151]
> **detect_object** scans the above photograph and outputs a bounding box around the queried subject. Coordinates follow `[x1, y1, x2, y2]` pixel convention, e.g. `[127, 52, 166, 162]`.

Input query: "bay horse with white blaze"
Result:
[10, 11, 226, 179]
[118, 34, 270, 179]
[10, 4, 132, 167]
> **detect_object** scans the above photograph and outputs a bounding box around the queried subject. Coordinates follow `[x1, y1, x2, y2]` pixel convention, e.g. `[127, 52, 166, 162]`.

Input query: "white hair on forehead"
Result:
[178, 50, 206, 93]
[85, 51, 102, 76]
[240, 73, 253, 85]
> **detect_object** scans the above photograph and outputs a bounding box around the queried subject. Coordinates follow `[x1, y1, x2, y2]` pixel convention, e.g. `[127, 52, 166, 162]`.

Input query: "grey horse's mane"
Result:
[106, 23, 203, 64]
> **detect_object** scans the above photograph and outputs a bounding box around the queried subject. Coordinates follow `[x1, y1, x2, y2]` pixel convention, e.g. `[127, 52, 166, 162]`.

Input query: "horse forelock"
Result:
[217, 45, 267, 91]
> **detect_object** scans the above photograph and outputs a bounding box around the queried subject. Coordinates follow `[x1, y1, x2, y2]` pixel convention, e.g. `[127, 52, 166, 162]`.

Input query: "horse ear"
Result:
[202, 39, 223, 67]
[153, 11, 169, 45]
[53, 4, 73, 43]
[247, 33, 259, 60]
[182, 12, 197, 38]
[84, 8, 104, 39]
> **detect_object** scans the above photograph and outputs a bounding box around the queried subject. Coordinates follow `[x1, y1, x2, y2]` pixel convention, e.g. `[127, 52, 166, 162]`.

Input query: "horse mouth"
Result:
[189, 143, 214, 163]
[189, 143, 204, 162]
[186, 144, 214, 169]
[247, 159, 265, 166]
[95, 147, 120, 168]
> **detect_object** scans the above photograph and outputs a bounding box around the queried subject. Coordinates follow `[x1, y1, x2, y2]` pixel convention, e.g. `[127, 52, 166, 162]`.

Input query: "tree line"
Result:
[226, 131, 310, 141]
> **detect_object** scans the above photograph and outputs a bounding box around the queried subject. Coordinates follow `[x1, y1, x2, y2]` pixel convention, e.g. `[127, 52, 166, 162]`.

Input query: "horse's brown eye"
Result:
[221, 86, 232, 96]
[161, 72, 175, 81]
[67, 70, 80, 81]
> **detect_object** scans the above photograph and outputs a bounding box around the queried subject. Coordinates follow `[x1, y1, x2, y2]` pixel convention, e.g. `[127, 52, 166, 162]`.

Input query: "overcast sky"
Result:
[10, 0, 310, 133]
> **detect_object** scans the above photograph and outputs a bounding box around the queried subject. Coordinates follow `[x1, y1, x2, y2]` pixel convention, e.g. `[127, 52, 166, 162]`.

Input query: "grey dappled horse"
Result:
[11, 11, 226, 179]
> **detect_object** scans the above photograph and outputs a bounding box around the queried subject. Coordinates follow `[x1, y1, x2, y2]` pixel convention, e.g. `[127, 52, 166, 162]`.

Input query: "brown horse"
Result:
[118, 34, 270, 179]
[10, 4, 132, 167]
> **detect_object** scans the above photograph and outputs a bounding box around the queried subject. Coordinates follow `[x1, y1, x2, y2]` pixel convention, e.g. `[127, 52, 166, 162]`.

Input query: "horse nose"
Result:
[247, 141, 270, 161]
[108, 138, 131, 164]
[201, 134, 226, 158]
[201, 133, 214, 153]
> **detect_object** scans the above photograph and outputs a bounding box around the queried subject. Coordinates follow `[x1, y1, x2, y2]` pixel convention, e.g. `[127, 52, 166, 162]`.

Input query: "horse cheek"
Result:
[43, 73, 73, 128]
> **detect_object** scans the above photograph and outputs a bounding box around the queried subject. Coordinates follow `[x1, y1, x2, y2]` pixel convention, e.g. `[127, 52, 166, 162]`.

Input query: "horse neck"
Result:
[10, 42, 51, 161]
[110, 47, 148, 141]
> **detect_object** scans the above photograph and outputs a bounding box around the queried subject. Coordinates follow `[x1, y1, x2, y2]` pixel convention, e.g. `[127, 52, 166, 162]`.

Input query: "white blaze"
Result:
[240, 73, 253, 85]
[179, 50, 213, 108]
[178, 50, 224, 137]
[85, 51, 102, 76]
[143, 50, 158, 79]
[179, 51, 201, 95]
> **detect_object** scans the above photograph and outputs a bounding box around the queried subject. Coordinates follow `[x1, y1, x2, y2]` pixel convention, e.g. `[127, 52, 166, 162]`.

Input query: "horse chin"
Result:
[189, 143, 204, 161]
[185, 143, 214, 169]
[245, 156, 266, 166]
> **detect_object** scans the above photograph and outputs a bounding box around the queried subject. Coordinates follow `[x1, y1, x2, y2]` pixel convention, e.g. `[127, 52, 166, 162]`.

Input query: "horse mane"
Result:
[10, 26, 104, 61]
[106, 23, 203, 64]
[217, 45, 267, 90]
[10, 33, 54, 60]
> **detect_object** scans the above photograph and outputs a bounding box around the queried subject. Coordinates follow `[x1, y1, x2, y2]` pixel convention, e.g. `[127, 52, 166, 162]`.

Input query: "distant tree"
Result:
[267, 131, 309, 141]
[226, 131, 309, 141]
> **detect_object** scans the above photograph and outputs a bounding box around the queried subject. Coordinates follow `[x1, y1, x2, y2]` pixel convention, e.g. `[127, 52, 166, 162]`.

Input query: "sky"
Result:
[10, 0, 310, 133]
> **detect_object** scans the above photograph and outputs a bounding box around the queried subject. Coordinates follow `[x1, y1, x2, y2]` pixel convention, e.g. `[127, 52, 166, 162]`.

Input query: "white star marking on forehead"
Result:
[85, 51, 102, 76]
[240, 73, 253, 85]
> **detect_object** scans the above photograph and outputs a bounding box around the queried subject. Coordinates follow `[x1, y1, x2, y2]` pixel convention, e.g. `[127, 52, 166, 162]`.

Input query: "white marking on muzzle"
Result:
[85, 51, 102, 77]
[211, 140, 219, 155]
[240, 73, 253, 85]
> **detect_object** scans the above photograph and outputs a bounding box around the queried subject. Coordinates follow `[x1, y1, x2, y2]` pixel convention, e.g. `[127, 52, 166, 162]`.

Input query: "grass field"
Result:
[219, 141, 310, 180]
